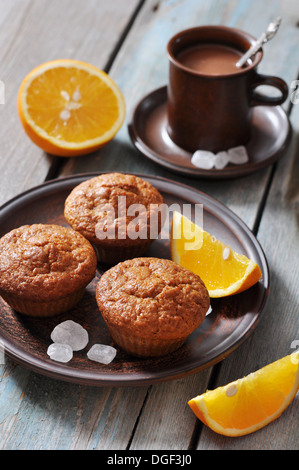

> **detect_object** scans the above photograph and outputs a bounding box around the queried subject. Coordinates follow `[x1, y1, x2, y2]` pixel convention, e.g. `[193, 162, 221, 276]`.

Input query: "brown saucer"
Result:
[128, 86, 292, 179]
[0, 173, 269, 386]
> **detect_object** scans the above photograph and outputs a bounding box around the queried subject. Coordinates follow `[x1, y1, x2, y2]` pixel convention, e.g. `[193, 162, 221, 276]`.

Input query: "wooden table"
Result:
[0, 0, 298, 451]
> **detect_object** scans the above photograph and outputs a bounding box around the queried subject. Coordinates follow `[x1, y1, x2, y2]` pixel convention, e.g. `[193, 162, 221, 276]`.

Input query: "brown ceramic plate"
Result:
[128, 86, 292, 179]
[0, 173, 269, 386]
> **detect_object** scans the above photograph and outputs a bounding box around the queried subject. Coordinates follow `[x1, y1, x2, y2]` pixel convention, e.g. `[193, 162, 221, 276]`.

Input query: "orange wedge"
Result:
[170, 211, 262, 297]
[188, 352, 299, 436]
[17, 59, 125, 157]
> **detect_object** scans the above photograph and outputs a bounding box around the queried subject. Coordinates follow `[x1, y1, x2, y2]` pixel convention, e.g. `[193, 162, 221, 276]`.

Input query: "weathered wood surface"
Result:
[0, 0, 298, 450]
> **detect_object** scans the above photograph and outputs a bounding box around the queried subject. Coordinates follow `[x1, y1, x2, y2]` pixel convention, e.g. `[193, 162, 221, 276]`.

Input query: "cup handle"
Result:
[250, 73, 288, 106]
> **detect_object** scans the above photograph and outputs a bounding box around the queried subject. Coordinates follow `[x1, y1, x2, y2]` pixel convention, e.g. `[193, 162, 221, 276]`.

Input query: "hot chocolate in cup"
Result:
[167, 26, 288, 154]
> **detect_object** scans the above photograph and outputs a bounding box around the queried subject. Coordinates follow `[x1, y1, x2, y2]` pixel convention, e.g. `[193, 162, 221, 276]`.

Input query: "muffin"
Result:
[96, 257, 210, 357]
[0, 224, 97, 317]
[64, 173, 165, 265]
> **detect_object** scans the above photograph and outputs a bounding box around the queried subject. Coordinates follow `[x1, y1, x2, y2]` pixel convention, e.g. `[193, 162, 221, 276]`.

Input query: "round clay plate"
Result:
[128, 86, 292, 179]
[0, 173, 269, 386]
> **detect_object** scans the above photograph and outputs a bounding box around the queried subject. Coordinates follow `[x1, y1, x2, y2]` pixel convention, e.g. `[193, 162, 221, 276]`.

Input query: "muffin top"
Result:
[64, 173, 165, 246]
[96, 257, 210, 340]
[0, 224, 97, 301]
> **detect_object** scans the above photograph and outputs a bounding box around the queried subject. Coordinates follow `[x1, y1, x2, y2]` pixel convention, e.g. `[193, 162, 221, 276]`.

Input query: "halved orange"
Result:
[17, 59, 126, 157]
[188, 352, 299, 436]
[170, 211, 262, 297]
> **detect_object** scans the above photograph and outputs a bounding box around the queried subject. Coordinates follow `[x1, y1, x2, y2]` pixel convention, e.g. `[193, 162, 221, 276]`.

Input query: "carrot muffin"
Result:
[96, 257, 210, 357]
[64, 173, 165, 265]
[0, 224, 97, 317]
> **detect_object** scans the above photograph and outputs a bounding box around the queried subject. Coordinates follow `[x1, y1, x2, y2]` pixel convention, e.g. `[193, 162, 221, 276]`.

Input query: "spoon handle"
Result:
[236, 17, 281, 68]
[236, 33, 266, 68]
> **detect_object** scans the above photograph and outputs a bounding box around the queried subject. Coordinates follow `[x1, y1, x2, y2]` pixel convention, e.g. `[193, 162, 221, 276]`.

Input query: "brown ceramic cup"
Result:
[167, 26, 288, 153]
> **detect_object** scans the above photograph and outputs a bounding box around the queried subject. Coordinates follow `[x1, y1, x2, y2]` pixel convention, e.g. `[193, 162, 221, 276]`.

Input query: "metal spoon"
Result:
[236, 17, 282, 68]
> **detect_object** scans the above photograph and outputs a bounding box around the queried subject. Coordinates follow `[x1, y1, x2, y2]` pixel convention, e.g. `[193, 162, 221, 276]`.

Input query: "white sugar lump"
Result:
[228, 146, 248, 164]
[214, 151, 230, 169]
[191, 150, 216, 170]
[87, 344, 117, 364]
[47, 343, 73, 363]
[50, 320, 89, 351]
[191, 146, 249, 170]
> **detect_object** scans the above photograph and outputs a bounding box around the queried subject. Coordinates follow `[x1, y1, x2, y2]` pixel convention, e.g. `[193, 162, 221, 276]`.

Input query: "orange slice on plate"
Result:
[17, 59, 126, 157]
[170, 211, 262, 297]
[188, 352, 299, 436]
